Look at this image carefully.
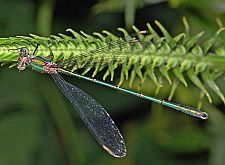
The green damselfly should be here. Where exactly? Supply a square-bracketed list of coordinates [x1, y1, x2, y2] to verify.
[18, 47, 126, 157]
[17, 31, 208, 157]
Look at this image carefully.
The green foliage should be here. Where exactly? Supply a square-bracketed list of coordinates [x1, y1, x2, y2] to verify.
[0, 1, 225, 164]
[0, 18, 225, 108]
[92, 0, 162, 28]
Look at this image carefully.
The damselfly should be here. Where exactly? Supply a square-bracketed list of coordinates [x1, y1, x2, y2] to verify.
[17, 32, 208, 157]
[17, 47, 126, 157]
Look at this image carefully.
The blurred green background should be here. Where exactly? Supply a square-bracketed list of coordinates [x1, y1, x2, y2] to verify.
[0, 0, 225, 164]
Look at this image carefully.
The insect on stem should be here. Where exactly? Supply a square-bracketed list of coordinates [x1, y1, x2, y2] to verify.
[15, 30, 209, 157]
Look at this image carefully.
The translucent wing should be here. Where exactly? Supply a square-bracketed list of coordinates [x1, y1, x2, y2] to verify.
[51, 73, 126, 157]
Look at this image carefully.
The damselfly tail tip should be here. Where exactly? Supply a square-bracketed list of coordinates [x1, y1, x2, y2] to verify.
[199, 112, 208, 120]
[102, 145, 126, 158]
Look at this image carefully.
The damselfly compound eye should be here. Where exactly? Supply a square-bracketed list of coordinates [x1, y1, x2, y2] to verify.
[20, 47, 28, 54]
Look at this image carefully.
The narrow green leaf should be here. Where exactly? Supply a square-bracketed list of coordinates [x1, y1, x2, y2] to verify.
[183, 17, 190, 35]
[187, 69, 212, 103]
[184, 31, 205, 51]
[201, 69, 225, 104]
[173, 68, 188, 87]
[168, 79, 180, 101]
[159, 67, 172, 85]
[155, 20, 172, 42]
[202, 27, 225, 53]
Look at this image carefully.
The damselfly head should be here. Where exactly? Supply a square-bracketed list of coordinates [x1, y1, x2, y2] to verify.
[17, 48, 31, 71]
[20, 47, 28, 55]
